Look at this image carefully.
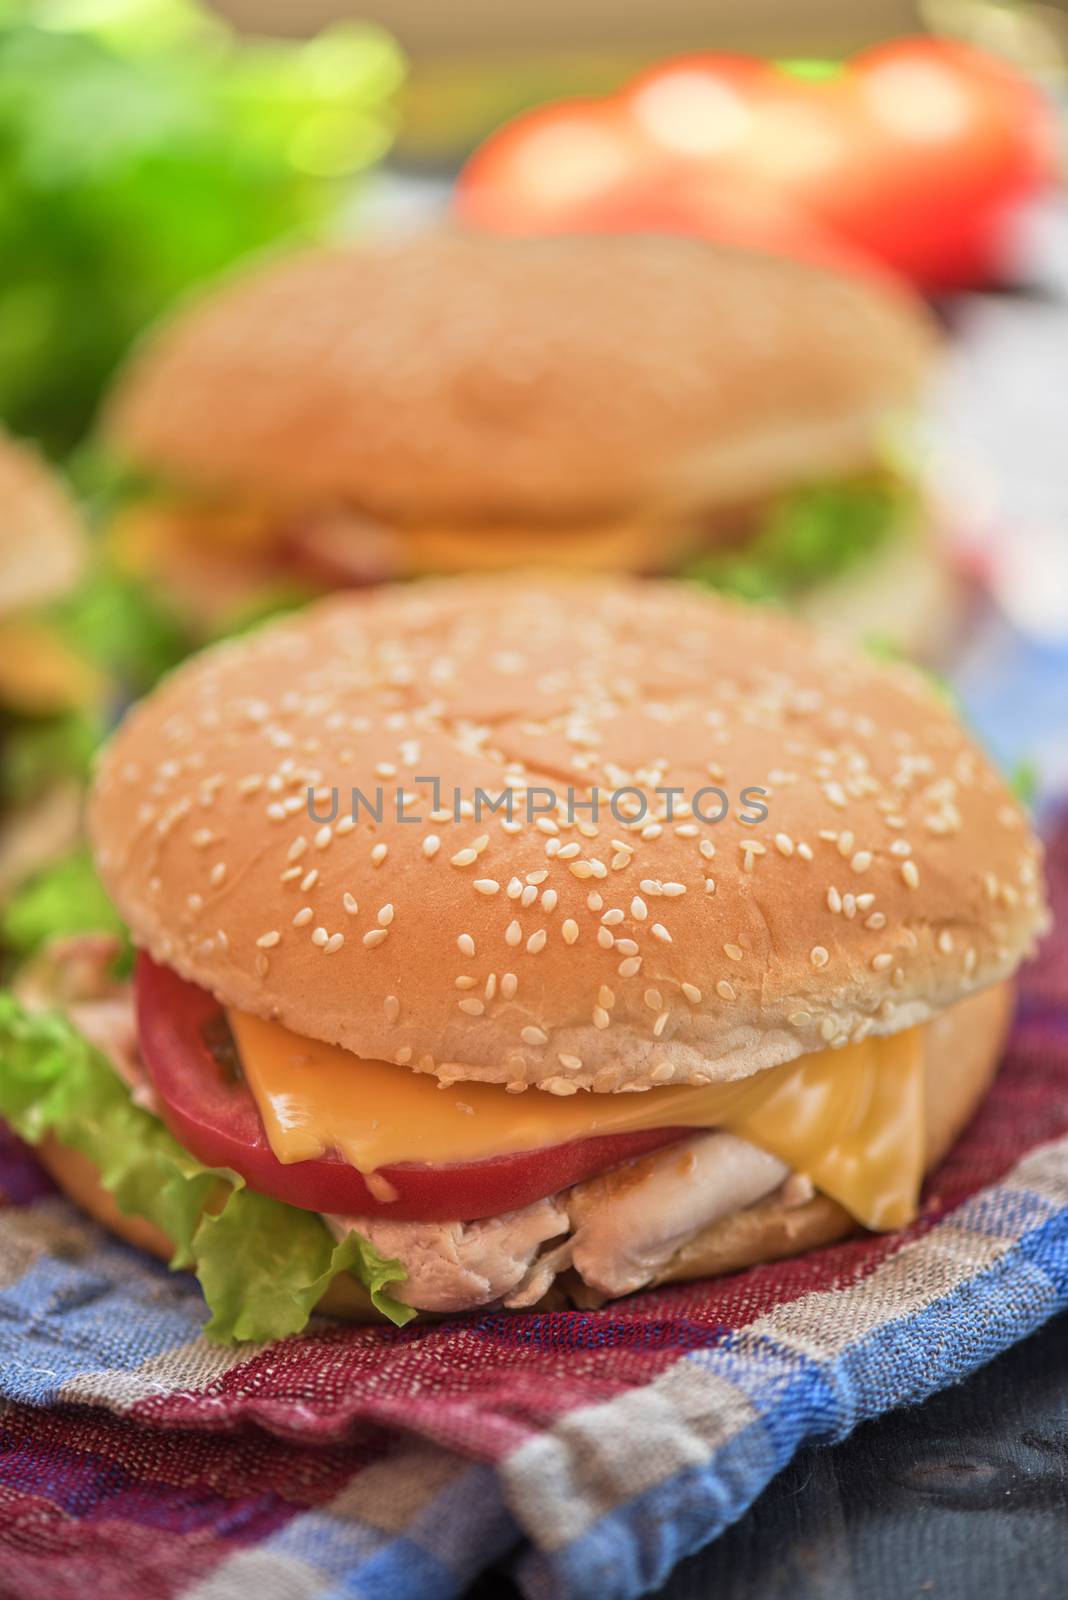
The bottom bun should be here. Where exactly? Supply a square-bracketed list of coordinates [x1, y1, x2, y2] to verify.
[37, 981, 1012, 1324]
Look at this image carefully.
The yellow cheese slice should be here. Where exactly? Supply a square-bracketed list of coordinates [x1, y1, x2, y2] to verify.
[0, 620, 101, 713]
[229, 1011, 926, 1232]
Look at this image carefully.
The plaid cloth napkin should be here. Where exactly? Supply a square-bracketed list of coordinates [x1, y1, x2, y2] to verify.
[1, 817, 1066, 1600]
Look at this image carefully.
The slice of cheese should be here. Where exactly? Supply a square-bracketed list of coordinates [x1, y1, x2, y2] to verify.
[0, 620, 101, 714]
[229, 1011, 927, 1232]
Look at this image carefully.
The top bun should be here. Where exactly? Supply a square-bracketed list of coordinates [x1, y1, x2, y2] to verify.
[104, 230, 936, 527]
[0, 430, 85, 616]
[89, 576, 1047, 1093]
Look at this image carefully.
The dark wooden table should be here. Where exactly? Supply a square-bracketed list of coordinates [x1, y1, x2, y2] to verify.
[467, 1308, 1068, 1599]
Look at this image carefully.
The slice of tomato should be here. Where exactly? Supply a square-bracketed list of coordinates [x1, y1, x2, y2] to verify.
[135, 953, 687, 1221]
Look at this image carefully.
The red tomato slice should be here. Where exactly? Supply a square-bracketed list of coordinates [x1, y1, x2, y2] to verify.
[135, 953, 688, 1222]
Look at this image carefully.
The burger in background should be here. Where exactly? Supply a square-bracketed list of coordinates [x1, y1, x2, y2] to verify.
[100, 227, 952, 658]
[0, 432, 103, 916]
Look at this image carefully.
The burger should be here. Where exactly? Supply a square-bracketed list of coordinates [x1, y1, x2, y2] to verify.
[0, 431, 102, 909]
[0, 577, 1047, 1341]
[100, 230, 949, 656]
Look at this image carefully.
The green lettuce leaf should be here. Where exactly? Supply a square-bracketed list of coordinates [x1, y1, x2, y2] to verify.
[685, 476, 913, 603]
[0, 995, 413, 1340]
[1, 849, 129, 960]
[0, 707, 102, 808]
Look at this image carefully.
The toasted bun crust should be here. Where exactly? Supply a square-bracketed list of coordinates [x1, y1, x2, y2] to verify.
[89, 576, 1047, 1092]
[36, 981, 1013, 1322]
[0, 430, 85, 615]
[104, 231, 936, 527]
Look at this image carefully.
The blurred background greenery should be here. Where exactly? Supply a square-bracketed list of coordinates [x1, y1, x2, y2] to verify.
[0, 0, 404, 456]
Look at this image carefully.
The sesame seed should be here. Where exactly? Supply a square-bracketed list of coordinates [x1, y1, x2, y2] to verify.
[602, 909, 624, 926]
[618, 955, 642, 977]
[890, 840, 912, 857]
[458, 933, 476, 957]
[597, 927, 615, 950]
[651, 923, 672, 944]
[422, 834, 441, 858]
[363, 928, 388, 948]
[210, 862, 227, 887]
[542, 889, 558, 912]
[938, 930, 954, 953]
[598, 985, 615, 1009]
[521, 885, 538, 907]
[615, 938, 639, 956]
[521, 1026, 547, 1046]
[775, 833, 794, 857]
[312, 927, 328, 947]
[501, 973, 518, 999]
[474, 879, 500, 896]
[681, 983, 702, 1004]
[700, 839, 716, 860]
[256, 931, 280, 949]
[315, 826, 332, 850]
[865, 912, 887, 930]
[371, 843, 388, 867]
[639, 880, 662, 896]
[451, 848, 478, 867]
[662, 882, 687, 896]
[505, 920, 522, 947]
[526, 929, 547, 954]
[300, 869, 319, 892]
[652, 1012, 669, 1037]
[395, 1047, 413, 1066]
[455, 976, 476, 989]
[280, 867, 302, 883]
[810, 946, 830, 968]
[789, 1011, 812, 1028]
[723, 944, 744, 962]
[336, 816, 355, 836]
[650, 1062, 674, 1084]
[458, 998, 485, 1016]
[587, 893, 604, 911]
[559, 1054, 583, 1071]
[797, 842, 814, 862]
[322, 933, 344, 954]
[716, 980, 736, 1001]
[562, 919, 579, 945]
[377, 904, 394, 927]
[872, 953, 894, 971]
[593, 1007, 611, 1030]
[851, 851, 873, 874]
[292, 907, 313, 927]
[827, 886, 842, 914]
[901, 860, 920, 889]
[705, 878, 716, 894]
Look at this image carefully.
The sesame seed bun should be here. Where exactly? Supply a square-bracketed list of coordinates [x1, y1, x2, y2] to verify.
[103, 230, 936, 537]
[0, 430, 85, 616]
[35, 977, 1014, 1320]
[89, 576, 1047, 1093]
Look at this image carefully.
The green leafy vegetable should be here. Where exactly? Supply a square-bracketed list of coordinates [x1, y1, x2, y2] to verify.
[51, 563, 189, 694]
[0, 1, 404, 453]
[685, 476, 912, 604]
[0, 706, 102, 806]
[1, 848, 128, 959]
[0, 995, 413, 1339]
[1010, 761, 1038, 809]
